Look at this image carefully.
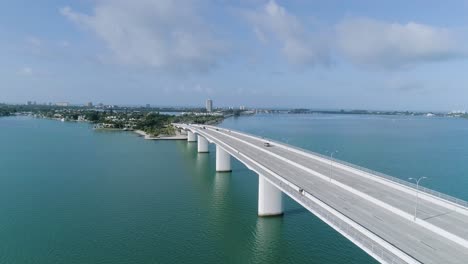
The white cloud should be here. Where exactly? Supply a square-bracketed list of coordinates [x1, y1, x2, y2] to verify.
[246, 2, 466, 69]
[59, 0, 467, 72]
[336, 18, 467, 68]
[245, 0, 330, 67]
[60, 0, 228, 72]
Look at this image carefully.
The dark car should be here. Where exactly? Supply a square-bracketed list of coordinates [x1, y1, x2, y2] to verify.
[299, 188, 305, 195]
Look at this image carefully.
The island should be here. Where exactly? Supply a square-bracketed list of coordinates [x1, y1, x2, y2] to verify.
[2, 103, 468, 139]
[0, 104, 236, 139]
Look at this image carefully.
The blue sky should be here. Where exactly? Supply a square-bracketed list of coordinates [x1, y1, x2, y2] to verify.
[1, 0, 468, 111]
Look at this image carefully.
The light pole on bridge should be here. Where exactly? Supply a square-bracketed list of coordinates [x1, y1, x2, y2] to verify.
[327, 150, 339, 182]
[408, 176, 427, 221]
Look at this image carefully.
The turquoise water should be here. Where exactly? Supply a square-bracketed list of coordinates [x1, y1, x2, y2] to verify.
[221, 114, 468, 201]
[1, 115, 467, 263]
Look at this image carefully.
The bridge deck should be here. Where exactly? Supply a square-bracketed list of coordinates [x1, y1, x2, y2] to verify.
[186, 124, 468, 264]
[221, 127, 468, 239]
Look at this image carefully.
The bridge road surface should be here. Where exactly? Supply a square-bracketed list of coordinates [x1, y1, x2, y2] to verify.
[207, 126, 468, 239]
[187, 124, 468, 264]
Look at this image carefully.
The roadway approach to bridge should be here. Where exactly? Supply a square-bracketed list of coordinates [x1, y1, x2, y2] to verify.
[174, 123, 468, 264]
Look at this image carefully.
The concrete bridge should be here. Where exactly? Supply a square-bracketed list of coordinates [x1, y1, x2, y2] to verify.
[174, 123, 468, 264]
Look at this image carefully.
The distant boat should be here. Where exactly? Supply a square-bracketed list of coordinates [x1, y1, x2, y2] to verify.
[61, 118, 65, 122]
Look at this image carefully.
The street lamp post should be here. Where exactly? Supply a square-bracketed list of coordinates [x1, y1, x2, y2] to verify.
[328, 150, 339, 182]
[408, 177, 427, 221]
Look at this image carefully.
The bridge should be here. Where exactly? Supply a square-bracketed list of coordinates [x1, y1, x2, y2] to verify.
[174, 123, 468, 264]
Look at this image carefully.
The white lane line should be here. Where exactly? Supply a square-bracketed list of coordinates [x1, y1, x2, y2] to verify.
[215, 125, 468, 215]
[200, 126, 468, 249]
[190, 127, 420, 264]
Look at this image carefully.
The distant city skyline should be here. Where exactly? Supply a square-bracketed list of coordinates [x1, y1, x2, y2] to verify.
[1, 1, 468, 111]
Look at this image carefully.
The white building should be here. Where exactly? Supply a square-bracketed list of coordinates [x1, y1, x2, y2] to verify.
[206, 99, 213, 112]
[55, 102, 69, 107]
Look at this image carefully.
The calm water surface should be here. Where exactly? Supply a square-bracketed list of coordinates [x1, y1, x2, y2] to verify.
[1, 114, 467, 263]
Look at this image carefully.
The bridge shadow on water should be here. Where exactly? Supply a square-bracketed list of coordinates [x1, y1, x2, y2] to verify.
[284, 207, 308, 216]
[232, 167, 254, 174]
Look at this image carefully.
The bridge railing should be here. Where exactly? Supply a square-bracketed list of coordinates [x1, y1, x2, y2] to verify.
[191, 124, 413, 263]
[215, 126, 468, 209]
[324, 155, 468, 208]
[269, 174, 410, 264]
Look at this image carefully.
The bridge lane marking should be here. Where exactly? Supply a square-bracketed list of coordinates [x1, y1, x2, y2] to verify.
[199, 126, 468, 249]
[187, 126, 422, 264]
[201, 126, 468, 231]
[216, 125, 468, 216]
[177, 124, 468, 263]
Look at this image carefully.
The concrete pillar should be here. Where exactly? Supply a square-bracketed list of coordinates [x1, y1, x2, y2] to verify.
[187, 131, 197, 142]
[197, 135, 209, 153]
[216, 145, 231, 172]
[258, 175, 283, 217]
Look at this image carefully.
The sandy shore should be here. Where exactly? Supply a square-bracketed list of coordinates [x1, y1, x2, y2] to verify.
[134, 130, 187, 140]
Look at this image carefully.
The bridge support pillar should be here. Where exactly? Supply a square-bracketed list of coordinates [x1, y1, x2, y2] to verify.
[216, 145, 231, 172]
[187, 131, 197, 142]
[197, 135, 209, 153]
[258, 175, 283, 217]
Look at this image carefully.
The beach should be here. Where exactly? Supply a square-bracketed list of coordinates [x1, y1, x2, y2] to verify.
[133, 129, 187, 140]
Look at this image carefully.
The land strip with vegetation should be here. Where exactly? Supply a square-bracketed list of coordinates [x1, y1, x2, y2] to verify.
[0, 104, 226, 137]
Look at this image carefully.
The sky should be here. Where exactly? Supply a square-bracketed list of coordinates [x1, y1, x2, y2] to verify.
[1, 0, 468, 111]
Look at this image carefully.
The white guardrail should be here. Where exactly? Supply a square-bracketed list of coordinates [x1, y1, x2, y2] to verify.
[212, 125, 468, 209]
[271, 176, 411, 264]
[183, 124, 417, 264]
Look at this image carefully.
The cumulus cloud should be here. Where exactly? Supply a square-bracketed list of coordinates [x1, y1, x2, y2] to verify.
[245, 0, 330, 67]
[336, 18, 467, 68]
[60, 0, 228, 72]
[246, 2, 466, 69]
[59, 0, 467, 72]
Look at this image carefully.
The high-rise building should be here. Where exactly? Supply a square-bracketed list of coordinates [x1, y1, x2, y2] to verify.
[206, 99, 213, 112]
[86, 102, 93, 107]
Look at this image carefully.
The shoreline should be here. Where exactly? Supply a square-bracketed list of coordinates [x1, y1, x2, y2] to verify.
[93, 127, 188, 140]
[133, 130, 187, 140]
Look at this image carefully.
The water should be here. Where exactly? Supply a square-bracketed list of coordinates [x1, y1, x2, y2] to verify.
[1, 115, 467, 263]
[221, 114, 468, 201]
